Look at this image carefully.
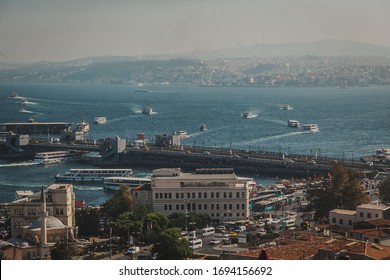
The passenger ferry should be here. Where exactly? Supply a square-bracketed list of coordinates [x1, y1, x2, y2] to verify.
[282, 104, 293, 110]
[242, 112, 256, 119]
[94, 117, 107, 125]
[54, 168, 133, 183]
[103, 176, 151, 191]
[288, 120, 300, 128]
[175, 131, 188, 138]
[33, 150, 85, 164]
[303, 124, 319, 132]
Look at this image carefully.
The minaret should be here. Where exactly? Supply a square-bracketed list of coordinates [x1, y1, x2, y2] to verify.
[40, 186, 49, 259]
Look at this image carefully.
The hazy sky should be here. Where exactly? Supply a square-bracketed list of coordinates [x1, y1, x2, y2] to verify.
[1, 0, 390, 63]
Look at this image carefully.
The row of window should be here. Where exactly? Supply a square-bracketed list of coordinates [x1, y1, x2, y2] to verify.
[332, 218, 353, 226]
[15, 208, 65, 216]
[359, 212, 379, 219]
[162, 203, 246, 211]
[155, 191, 246, 200]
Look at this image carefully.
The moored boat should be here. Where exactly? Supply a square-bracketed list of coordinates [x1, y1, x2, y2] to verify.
[54, 168, 133, 183]
[33, 150, 86, 165]
[103, 176, 151, 191]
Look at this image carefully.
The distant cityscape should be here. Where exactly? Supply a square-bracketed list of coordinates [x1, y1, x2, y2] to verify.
[2, 40, 390, 87]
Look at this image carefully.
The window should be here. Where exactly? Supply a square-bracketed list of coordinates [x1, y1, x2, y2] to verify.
[176, 193, 179, 199]
[229, 204, 232, 210]
[211, 192, 214, 199]
[160, 193, 163, 199]
[339, 219, 343, 225]
[367, 213, 371, 219]
[236, 192, 240, 198]
[164, 205, 167, 210]
[224, 204, 227, 210]
[228, 192, 232, 198]
[375, 214, 378, 218]
[180, 193, 184, 199]
[198, 204, 202, 210]
[164, 193, 167, 199]
[181, 204, 184, 210]
[169, 205, 172, 211]
[359, 212, 363, 218]
[198, 192, 202, 199]
[223, 192, 227, 198]
[204, 192, 207, 199]
[187, 193, 190, 199]
[204, 204, 207, 210]
[348, 220, 352, 226]
[236, 204, 240, 210]
[192, 193, 195, 199]
[211, 204, 214, 210]
[216, 204, 219, 210]
[241, 192, 245, 198]
[216, 192, 220, 199]
[242, 204, 245, 210]
[176, 205, 179, 211]
[168, 193, 172, 199]
[332, 218, 336, 223]
[155, 193, 159, 199]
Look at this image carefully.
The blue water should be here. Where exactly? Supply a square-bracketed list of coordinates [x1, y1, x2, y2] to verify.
[1, 82, 389, 204]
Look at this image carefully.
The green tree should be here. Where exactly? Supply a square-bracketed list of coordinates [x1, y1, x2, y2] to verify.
[110, 211, 143, 241]
[101, 185, 133, 219]
[378, 177, 390, 204]
[152, 228, 191, 260]
[50, 242, 78, 260]
[76, 208, 101, 237]
[307, 162, 369, 221]
[141, 212, 169, 243]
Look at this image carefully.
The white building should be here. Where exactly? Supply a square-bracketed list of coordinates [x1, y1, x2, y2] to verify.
[329, 209, 357, 229]
[151, 168, 256, 221]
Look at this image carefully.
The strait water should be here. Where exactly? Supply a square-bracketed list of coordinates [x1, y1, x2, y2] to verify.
[0, 82, 389, 204]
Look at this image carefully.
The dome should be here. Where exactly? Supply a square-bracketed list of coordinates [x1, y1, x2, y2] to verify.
[29, 216, 66, 230]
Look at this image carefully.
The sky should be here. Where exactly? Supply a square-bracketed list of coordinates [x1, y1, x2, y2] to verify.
[1, 0, 390, 63]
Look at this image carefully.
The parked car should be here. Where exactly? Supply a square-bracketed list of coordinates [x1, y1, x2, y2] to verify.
[209, 239, 221, 245]
[125, 246, 140, 255]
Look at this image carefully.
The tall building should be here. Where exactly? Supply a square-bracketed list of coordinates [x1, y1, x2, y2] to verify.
[150, 168, 256, 222]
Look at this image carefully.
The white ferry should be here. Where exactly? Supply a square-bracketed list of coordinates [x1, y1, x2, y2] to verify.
[33, 150, 85, 165]
[94, 117, 107, 124]
[175, 131, 188, 138]
[54, 168, 133, 183]
[242, 112, 256, 119]
[103, 176, 151, 191]
[282, 104, 293, 110]
[303, 124, 319, 132]
[288, 120, 300, 128]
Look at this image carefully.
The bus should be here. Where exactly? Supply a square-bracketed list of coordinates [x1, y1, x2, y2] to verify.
[189, 239, 203, 249]
[201, 227, 215, 237]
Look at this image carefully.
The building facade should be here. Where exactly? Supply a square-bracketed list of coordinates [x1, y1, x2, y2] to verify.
[10, 184, 76, 240]
[150, 168, 256, 221]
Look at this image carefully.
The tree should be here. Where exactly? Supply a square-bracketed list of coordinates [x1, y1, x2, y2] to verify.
[76, 208, 101, 237]
[378, 177, 390, 204]
[307, 162, 369, 221]
[110, 211, 143, 241]
[142, 212, 169, 243]
[101, 185, 133, 219]
[50, 241, 78, 260]
[152, 228, 191, 260]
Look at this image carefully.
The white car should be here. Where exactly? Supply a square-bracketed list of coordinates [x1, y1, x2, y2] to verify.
[257, 229, 267, 236]
[209, 239, 221, 245]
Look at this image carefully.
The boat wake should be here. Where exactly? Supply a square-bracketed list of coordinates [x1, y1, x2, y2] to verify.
[262, 118, 288, 126]
[0, 161, 40, 168]
[237, 131, 306, 146]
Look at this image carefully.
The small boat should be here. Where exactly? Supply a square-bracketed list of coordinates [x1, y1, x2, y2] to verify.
[20, 98, 28, 104]
[94, 117, 107, 124]
[282, 104, 293, 110]
[288, 120, 300, 128]
[303, 124, 319, 132]
[9, 92, 19, 98]
[142, 104, 153, 115]
[242, 112, 256, 119]
[175, 131, 188, 138]
[134, 89, 151, 93]
[19, 108, 29, 113]
[200, 124, 207, 132]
